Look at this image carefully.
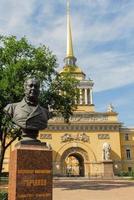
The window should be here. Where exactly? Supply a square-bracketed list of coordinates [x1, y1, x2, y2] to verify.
[126, 149, 131, 160]
[125, 133, 129, 141]
[128, 167, 132, 172]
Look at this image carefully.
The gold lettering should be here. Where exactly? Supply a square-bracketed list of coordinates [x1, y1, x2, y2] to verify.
[17, 169, 51, 174]
[36, 194, 45, 197]
[17, 194, 34, 198]
[18, 170, 34, 174]
[17, 193, 51, 199]
[22, 179, 46, 186]
[35, 193, 51, 197]
[35, 169, 51, 174]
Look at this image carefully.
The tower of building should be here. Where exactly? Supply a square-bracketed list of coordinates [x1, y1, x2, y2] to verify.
[60, 0, 94, 112]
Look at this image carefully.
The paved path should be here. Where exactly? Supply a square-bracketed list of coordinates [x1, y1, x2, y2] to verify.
[1, 179, 134, 200]
[53, 179, 134, 200]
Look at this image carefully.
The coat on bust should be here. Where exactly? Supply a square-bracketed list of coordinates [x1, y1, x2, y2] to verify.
[4, 98, 49, 130]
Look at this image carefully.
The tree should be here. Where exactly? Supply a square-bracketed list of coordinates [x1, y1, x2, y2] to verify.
[0, 35, 79, 174]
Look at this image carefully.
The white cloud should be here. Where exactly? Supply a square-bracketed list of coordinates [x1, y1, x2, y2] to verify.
[0, 0, 35, 35]
[80, 51, 134, 91]
[0, 0, 134, 93]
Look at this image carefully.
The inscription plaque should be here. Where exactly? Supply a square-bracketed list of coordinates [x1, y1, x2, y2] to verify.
[98, 134, 110, 139]
[40, 134, 52, 139]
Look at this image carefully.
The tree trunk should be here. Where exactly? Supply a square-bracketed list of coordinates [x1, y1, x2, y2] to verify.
[0, 146, 5, 175]
[0, 134, 18, 175]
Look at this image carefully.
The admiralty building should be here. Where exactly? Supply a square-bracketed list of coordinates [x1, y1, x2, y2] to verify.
[3, 1, 134, 178]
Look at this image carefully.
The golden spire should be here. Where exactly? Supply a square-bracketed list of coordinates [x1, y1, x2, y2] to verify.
[66, 0, 74, 57]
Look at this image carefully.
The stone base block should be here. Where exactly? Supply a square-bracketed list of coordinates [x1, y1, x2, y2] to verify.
[8, 143, 52, 200]
[102, 160, 114, 179]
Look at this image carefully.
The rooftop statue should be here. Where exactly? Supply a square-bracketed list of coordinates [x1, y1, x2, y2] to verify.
[107, 104, 115, 112]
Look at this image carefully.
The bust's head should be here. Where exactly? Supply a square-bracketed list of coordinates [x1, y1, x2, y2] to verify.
[24, 77, 40, 105]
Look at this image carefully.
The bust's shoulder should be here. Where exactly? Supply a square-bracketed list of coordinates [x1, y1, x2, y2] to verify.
[39, 105, 50, 117]
[4, 102, 17, 110]
[4, 101, 23, 115]
[40, 106, 49, 113]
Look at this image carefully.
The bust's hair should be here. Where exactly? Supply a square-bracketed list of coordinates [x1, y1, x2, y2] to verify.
[24, 76, 40, 88]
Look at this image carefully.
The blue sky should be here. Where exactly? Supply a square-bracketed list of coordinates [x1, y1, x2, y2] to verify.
[0, 0, 134, 127]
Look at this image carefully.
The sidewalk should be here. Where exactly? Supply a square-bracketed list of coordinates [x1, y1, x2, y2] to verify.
[1, 179, 134, 200]
[53, 179, 134, 200]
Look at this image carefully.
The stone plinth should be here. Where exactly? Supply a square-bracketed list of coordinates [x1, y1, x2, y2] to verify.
[102, 160, 114, 179]
[8, 143, 52, 200]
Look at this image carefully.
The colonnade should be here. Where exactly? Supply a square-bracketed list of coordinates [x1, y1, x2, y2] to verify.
[79, 88, 93, 105]
[59, 87, 93, 105]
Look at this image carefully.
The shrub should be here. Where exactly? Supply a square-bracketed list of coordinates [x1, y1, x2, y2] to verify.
[118, 171, 134, 177]
[0, 192, 8, 200]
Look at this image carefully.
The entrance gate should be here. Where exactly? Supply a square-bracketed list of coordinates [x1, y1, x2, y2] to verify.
[65, 153, 84, 177]
[61, 147, 88, 177]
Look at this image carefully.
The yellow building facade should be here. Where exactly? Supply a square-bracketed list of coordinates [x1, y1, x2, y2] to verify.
[2, 1, 134, 177]
[40, 1, 134, 177]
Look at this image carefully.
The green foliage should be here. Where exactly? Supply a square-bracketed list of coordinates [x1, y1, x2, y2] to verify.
[118, 171, 134, 177]
[0, 35, 57, 108]
[1, 112, 22, 139]
[0, 192, 8, 200]
[0, 35, 78, 115]
[40, 72, 79, 122]
[0, 35, 79, 173]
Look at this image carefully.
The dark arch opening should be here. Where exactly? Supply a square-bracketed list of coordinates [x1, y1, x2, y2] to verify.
[65, 152, 85, 177]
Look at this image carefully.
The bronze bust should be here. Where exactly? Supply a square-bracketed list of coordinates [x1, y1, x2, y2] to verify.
[4, 77, 49, 141]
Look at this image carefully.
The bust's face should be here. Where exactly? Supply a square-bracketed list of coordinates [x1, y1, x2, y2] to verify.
[24, 78, 40, 103]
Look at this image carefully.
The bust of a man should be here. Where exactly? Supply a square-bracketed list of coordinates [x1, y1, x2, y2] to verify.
[4, 77, 49, 141]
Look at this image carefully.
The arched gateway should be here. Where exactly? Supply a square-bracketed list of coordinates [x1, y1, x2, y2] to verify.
[60, 147, 89, 177]
[63, 152, 85, 177]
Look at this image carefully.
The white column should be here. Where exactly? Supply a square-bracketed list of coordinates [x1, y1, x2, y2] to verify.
[79, 89, 83, 105]
[90, 89, 93, 104]
[85, 88, 88, 105]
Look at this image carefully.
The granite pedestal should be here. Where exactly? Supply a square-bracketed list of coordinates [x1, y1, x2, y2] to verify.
[8, 142, 52, 200]
[102, 160, 114, 179]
